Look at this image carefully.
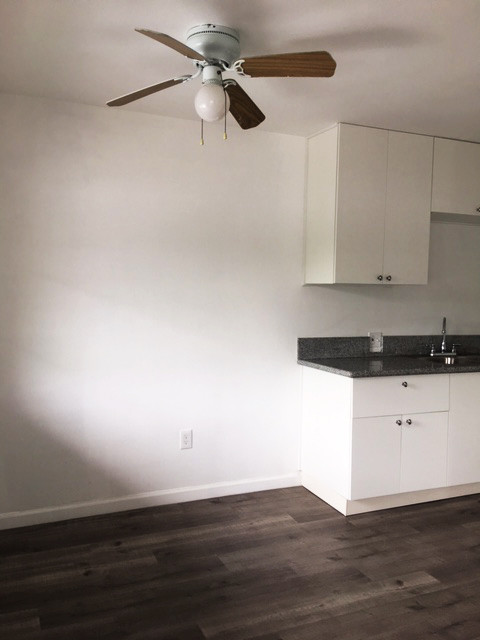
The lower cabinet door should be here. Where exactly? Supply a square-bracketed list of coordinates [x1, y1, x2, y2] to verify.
[400, 412, 448, 493]
[448, 373, 480, 486]
[351, 416, 401, 499]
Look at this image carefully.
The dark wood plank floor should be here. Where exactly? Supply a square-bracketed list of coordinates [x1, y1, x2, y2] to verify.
[2, 488, 480, 639]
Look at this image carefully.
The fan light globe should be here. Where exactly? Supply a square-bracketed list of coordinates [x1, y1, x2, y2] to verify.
[194, 83, 229, 122]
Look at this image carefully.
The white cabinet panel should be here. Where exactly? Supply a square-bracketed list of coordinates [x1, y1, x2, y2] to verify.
[305, 124, 433, 285]
[351, 411, 448, 500]
[352, 374, 449, 418]
[335, 125, 387, 283]
[447, 373, 480, 486]
[301, 367, 353, 499]
[432, 137, 480, 216]
[383, 132, 433, 284]
[351, 416, 401, 499]
[301, 367, 480, 513]
[400, 412, 448, 492]
[305, 127, 338, 283]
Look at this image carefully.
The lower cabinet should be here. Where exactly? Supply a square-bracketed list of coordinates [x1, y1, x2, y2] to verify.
[400, 412, 448, 493]
[301, 367, 456, 514]
[448, 373, 480, 486]
[351, 415, 401, 499]
[351, 412, 448, 500]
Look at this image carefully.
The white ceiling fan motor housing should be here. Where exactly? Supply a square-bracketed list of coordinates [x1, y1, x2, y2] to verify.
[186, 24, 240, 66]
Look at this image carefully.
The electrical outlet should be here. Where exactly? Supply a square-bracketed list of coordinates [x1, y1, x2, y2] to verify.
[369, 331, 383, 353]
[180, 429, 193, 450]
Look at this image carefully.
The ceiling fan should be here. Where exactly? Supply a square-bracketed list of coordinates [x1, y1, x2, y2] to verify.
[107, 24, 336, 131]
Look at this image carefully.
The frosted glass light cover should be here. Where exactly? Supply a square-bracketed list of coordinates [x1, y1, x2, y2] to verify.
[194, 83, 230, 122]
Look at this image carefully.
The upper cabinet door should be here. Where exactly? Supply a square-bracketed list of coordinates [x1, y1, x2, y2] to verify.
[304, 123, 434, 285]
[335, 125, 388, 283]
[383, 132, 433, 284]
[432, 137, 480, 216]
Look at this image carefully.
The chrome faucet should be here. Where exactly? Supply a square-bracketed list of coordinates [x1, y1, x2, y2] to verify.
[441, 316, 447, 353]
[430, 317, 460, 357]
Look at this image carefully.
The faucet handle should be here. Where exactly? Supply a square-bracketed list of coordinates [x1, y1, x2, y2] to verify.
[452, 343, 461, 354]
[430, 343, 436, 355]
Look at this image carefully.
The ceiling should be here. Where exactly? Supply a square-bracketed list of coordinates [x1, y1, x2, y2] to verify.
[1, 0, 479, 141]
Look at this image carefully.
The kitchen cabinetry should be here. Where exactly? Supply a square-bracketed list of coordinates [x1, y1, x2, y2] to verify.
[301, 368, 450, 514]
[351, 375, 448, 499]
[305, 123, 433, 285]
[447, 373, 480, 486]
[351, 412, 448, 499]
[431, 137, 480, 216]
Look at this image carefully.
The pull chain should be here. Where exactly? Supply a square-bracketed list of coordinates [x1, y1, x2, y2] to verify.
[223, 90, 228, 140]
[200, 118, 204, 146]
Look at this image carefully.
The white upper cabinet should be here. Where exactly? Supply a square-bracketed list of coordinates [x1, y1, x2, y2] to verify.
[305, 123, 433, 285]
[383, 132, 434, 284]
[431, 137, 480, 216]
[334, 125, 387, 283]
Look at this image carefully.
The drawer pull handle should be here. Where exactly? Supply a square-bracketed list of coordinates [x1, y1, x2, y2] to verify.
[402, 381, 408, 387]
[396, 419, 402, 426]
[406, 419, 412, 425]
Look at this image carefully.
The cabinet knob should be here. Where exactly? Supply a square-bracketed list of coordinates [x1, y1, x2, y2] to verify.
[476, 206, 480, 213]
[396, 419, 402, 426]
[377, 275, 383, 281]
[386, 275, 392, 281]
[406, 419, 412, 425]
[402, 381, 408, 387]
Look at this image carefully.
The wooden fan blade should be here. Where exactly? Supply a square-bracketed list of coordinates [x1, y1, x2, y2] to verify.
[135, 29, 206, 61]
[240, 51, 336, 77]
[225, 81, 265, 130]
[107, 77, 189, 107]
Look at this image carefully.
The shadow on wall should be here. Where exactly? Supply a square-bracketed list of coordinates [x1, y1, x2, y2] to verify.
[0, 93, 306, 527]
[0, 401, 130, 520]
[0, 273, 189, 524]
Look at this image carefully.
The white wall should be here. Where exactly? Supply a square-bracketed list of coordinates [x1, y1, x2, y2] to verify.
[1, 93, 480, 527]
[0, 93, 306, 526]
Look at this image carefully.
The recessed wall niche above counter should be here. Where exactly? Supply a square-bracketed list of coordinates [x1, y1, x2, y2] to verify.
[304, 123, 433, 285]
[431, 137, 480, 219]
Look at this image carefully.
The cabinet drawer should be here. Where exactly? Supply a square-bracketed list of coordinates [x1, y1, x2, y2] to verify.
[352, 374, 449, 418]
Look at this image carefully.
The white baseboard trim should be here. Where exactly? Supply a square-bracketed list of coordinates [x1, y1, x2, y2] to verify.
[301, 472, 480, 516]
[344, 483, 480, 516]
[0, 473, 301, 530]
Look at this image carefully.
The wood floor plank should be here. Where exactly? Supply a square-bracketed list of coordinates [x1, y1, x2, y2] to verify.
[1, 488, 480, 638]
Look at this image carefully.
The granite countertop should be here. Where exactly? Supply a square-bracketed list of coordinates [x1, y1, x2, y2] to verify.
[297, 354, 480, 378]
[298, 336, 480, 378]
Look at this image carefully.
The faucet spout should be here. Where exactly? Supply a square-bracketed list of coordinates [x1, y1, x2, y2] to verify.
[441, 316, 447, 353]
